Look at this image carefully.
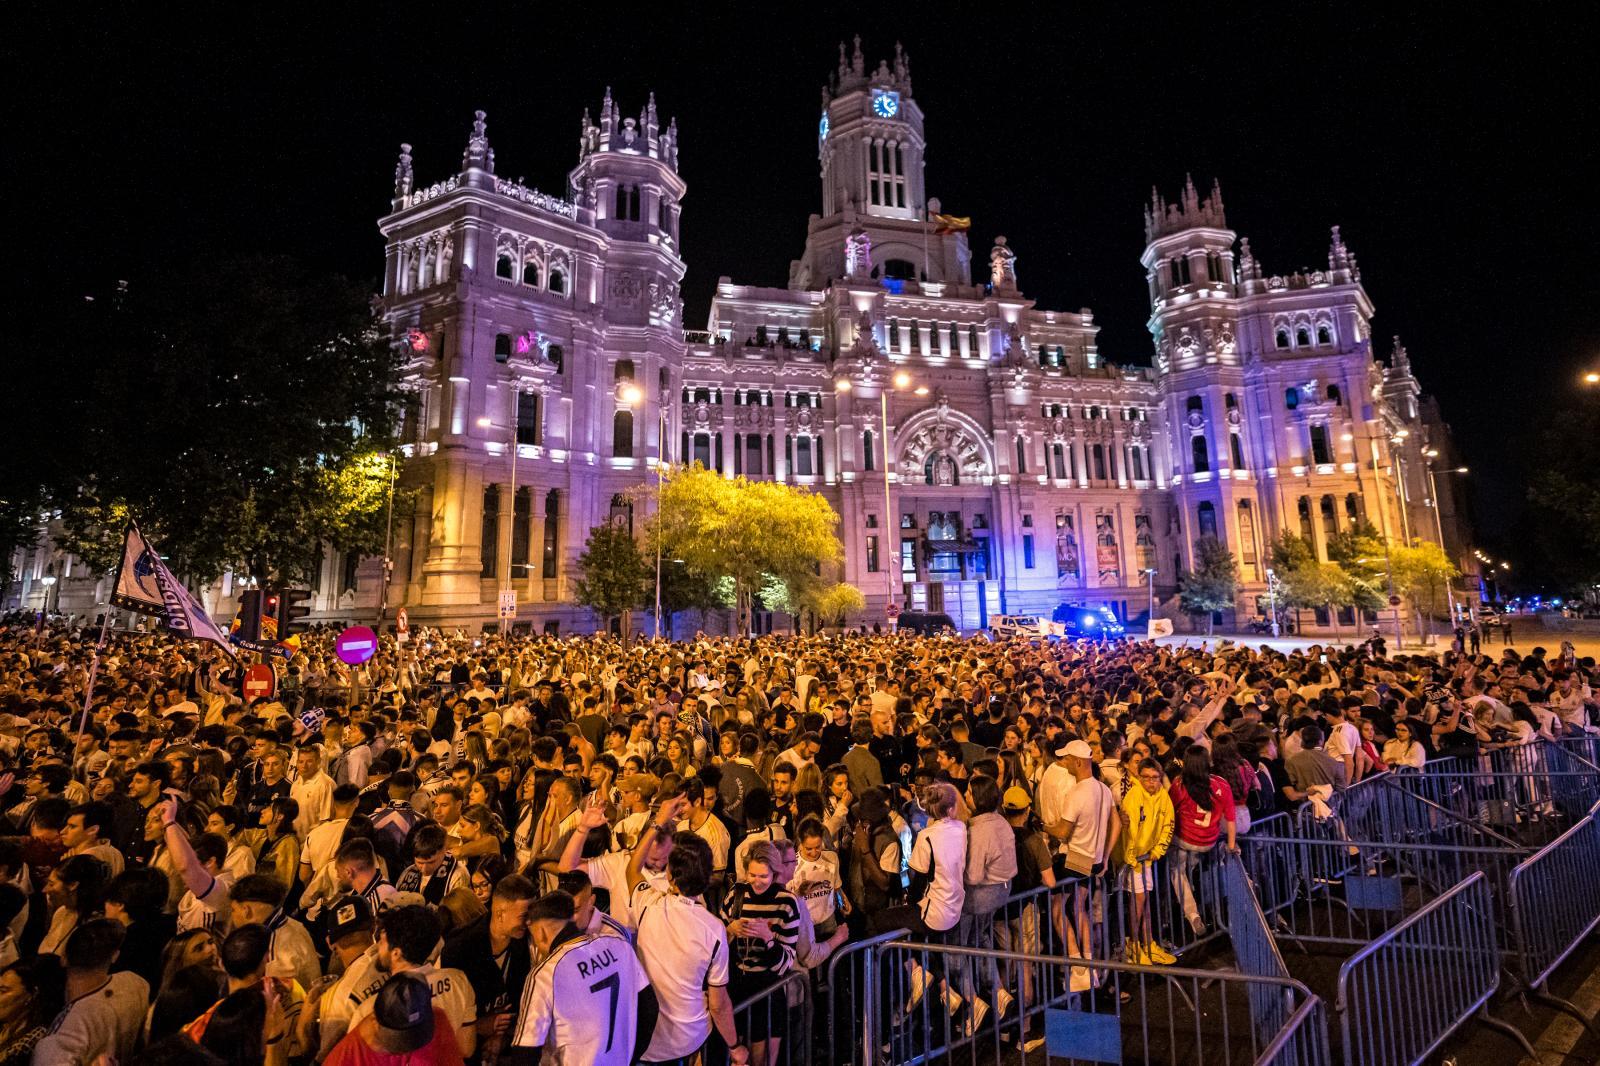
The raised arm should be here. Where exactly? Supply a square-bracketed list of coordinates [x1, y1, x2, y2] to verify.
[159, 795, 217, 898]
[625, 794, 686, 892]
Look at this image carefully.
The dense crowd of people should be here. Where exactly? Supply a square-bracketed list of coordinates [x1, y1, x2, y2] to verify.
[0, 614, 1594, 1065]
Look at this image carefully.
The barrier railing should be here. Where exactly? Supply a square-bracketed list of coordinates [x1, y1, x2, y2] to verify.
[1508, 800, 1600, 991]
[1389, 768, 1600, 829]
[1306, 778, 1521, 850]
[1236, 831, 1523, 948]
[1335, 871, 1502, 1066]
[869, 938, 1328, 1066]
[727, 968, 811, 1065]
[820, 929, 908, 1065]
[1222, 857, 1297, 1053]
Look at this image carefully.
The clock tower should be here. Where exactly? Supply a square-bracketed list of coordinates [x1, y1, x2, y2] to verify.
[790, 37, 969, 290]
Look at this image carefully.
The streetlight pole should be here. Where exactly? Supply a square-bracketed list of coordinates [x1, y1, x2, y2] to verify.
[379, 451, 397, 626]
[1265, 567, 1281, 638]
[1423, 453, 1469, 625]
[1141, 567, 1156, 626]
[839, 371, 918, 623]
[654, 404, 668, 639]
[479, 399, 520, 630]
[1368, 435, 1405, 650]
[1390, 431, 1413, 545]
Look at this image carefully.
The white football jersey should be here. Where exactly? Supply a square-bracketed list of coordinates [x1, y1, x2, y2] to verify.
[513, 928, 650, 1066]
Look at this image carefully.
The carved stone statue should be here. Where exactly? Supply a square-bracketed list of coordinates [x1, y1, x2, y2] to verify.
[989, 235, 1018, 291]
[845, 225, 873, 278]
[395, 143, 414, 198]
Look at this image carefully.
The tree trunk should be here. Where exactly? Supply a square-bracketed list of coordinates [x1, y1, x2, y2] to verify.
[1327, 603, 1341, 642]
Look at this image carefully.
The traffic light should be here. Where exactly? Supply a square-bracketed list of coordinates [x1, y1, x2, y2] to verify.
[261, 591, 280, 642]
[276, 588, 313, 636]
[236, 589, 263, 642]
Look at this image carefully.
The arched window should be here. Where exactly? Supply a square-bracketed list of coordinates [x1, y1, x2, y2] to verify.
[547, 268, 566, 295]
[1317, 325, 1332, 345]
[1230, 432, 1246, 469]
[512, 487, 531, 569]
[888, 319, 900, 349]
[1092, 444, 1108, 481]
[494, 333, 511, 363]
[1225, 392, 1238, 409]
[516, 392, 540, 446]
[1309, 424, 1333, 465]
[1191, 435, 1210, 474]
[613, 409, 634, 458]
[521, 261, 541, 287]
[882, 259, 916, 280]
[1275, 329, 1290, 350]
[496, 254, 514, 280]
[1285, 388, 1300, 410]
[1345, 493, 1363, 525]
[1197, 501, 1218, 539]
[1320, 494, 1340, 543]
[613, 359, 635, 383]
[1296, 327, 1311, 347]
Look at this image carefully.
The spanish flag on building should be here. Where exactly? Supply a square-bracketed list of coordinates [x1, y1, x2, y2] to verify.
[931, 213, 971, 235]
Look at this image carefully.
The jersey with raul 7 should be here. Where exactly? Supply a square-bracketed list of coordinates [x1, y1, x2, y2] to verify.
[513, 927, 650, 1066]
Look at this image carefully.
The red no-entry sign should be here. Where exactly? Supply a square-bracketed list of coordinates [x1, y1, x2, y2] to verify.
[243, 663, 275, 701]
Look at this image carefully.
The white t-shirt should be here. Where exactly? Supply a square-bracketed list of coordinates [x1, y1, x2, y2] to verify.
[291, 772, 336, 838]
[34, 971, 149, 1065]
[1036, 762, 1075, 854]
[679, 813, 731, 874]
[512, 928, 650, 1066]
[349, 962, 477, 1057]
[630, 883, 730, 1061]
[1061, 776, 1116, 866]
[1323, 721, 1361, 763]
[909, 818, 966, 933]
[580, 851, 669, 930]
[788, 852, 842, 925]
[178, 870, 235, 932]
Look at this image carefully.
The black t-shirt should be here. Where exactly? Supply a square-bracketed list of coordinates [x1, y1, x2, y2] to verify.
[969, 716, 1007, 750]
[443, 914, 532, 1018]
[818, 722, 851, 767]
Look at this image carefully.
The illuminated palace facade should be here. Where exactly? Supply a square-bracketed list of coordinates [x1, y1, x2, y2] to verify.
[356, 39, 1468, 633]
[4, 41, 1471, 631]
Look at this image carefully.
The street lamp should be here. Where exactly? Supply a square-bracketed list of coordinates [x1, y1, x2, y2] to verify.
[621, 385, 669, 639]
[1265, 567, 1281, 638]
[1367, 435, 1405, 650]
[1139, 567, 1157, 629]
[1583, 371, 1599, 386]
[839, 370, 921, 622]
[1422, 456, 1470, 623]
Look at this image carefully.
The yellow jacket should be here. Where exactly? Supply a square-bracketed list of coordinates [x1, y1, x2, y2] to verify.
[1120, 782, 1175, 868]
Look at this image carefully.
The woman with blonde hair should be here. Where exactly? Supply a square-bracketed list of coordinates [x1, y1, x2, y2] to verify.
[451, 803, 508, 862]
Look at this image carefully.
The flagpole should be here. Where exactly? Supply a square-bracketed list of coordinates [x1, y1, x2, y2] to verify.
[922, 200, 931, 286]
[73, 611, 110, 787]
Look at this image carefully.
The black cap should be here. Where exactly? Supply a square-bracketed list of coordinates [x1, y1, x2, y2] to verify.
[372, 973, 434, 1054]
[327, 895, 374, 943]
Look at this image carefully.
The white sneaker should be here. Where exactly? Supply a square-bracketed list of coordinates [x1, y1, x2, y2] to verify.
[906, 964, 931, 1012]
[964, 996, 989, 1036]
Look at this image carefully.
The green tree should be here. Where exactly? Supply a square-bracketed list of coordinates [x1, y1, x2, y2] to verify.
[41, 257, 411, 586]
[1392, 541, 1459, 643]
[809, 582, 867, 631]
[1278, 561, 1361, 642]
[1325, 521, 1388, 613]
[651, 465, 842, 635]
[657, 558, 724, 638]
[574, 522, 649, 641]
[1178, 535, 1239, 634]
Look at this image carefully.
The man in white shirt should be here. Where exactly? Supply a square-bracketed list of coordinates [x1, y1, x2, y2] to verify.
[678, 781, 731, 883]
[291, 744, 336, 838]
[33, 919, 148, 1064]
[870, 678, 900, 719]
[508, 890, 654, 1066]
[347, 903, 478, 1058]
[300, 784, 358, 889]
[625, 797, 748, 1066]
[558, 804, 670, 930]
[1321, 705, 1362, 782]
[1044, 740, 1120, 990]
[161, 798, 235, 932]
[308, 895, 386, 1059]
[1035, 744, 1076, 858]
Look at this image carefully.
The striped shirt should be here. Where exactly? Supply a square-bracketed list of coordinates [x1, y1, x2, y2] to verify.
[724, 882, 800, 975]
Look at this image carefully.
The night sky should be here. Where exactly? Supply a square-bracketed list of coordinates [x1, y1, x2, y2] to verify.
[11, 7, 1595, 548]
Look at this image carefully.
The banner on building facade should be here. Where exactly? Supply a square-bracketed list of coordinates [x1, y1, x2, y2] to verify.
[110, 523, 237, 655]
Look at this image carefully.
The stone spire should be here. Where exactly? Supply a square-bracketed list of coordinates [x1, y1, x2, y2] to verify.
[1328, 225, 1352, 276]
[1390, 335, 1411, 372]
[462, 110, 493, 172]
[394, 143, 413, 198]
[851, 34, 864, 76]
[1238, 237, 1260, 281]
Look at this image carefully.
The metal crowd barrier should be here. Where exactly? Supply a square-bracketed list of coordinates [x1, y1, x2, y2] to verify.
[1236, 831, 1525, 948]
[1507, 799, 1600, 1026]
[1309, 775, 1519, 849]
[866, 938, 1328, 1066]
[724, 969, 812, 1065]
[1335, 870, 1508, 1066]
[1388, 768, 1600, 831]
[1221, 857, 1300, 1054]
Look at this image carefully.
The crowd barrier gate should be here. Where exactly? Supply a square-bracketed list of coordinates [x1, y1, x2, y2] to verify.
[1506, 798, 1600, 1037]
[1334, 871, 1509, 1066]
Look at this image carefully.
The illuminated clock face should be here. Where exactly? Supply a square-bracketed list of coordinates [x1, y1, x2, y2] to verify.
[818, 111, 829, 140]
[872, 90, 900, 118]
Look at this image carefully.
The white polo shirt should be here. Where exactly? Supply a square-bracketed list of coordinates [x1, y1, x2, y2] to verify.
[631, 883, 730, 1062]
[513, 928, 650, 1066]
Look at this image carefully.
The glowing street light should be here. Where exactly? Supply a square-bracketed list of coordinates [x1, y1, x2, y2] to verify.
[839, 370, 922, 621]
[1583, 371, 1599, 385]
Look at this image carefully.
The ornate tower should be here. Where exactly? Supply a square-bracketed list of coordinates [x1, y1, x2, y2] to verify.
[790, 37, 970, 290]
